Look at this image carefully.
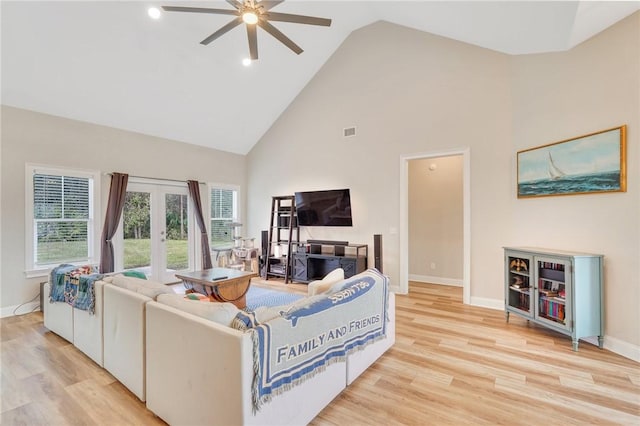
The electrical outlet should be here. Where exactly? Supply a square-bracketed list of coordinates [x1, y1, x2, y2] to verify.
[430, 262, 436, 270]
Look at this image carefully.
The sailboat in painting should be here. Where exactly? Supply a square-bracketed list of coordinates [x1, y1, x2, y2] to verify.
[547, 152, 565, 180]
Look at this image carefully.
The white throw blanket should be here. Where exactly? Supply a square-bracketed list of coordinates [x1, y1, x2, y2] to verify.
[251, 269, 389, 411]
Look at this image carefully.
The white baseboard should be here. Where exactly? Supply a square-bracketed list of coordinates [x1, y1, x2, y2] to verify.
[470, 296, 504, 311]
[409, 274, 463, 287]
[389, 284, 404, 294]
[603, 335, 640, 363]
[1, 301, 41, 318]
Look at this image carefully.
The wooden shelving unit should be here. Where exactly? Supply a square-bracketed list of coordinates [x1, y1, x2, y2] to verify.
[265, 195, 299, 283]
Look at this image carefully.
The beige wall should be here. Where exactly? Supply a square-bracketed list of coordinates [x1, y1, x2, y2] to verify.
[0, 106, 246, 312]
[509, 13, 640, 351]
[246, 21, 513, 296]
[247, 15, 640, 356]
[408, 156, 463, 282]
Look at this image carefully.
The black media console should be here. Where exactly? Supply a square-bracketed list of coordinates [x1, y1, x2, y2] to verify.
[292, 240, 368, 283]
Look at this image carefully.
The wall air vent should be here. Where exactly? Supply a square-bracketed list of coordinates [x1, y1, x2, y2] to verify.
[343, 127, 356, 137]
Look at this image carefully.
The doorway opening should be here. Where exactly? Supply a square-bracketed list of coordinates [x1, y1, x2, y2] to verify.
[399, 148, 470, 304]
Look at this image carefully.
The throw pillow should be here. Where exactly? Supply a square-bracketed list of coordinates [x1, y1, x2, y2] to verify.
[253, 305, 288, 323]
[307, 267, 345, 296]
[184, 292, 209, 301]
[122, 270, 147, 280]
[156, 294, 239, 326]
[230, 311, 259, 331]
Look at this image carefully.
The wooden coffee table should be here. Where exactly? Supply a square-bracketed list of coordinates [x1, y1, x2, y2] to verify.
[175, 268, 256, 309]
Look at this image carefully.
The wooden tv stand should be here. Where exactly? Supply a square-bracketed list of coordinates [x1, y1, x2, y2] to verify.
[292, 240, 368, 283]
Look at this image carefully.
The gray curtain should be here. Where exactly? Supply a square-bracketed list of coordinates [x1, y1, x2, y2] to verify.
[187, 180, 213, 269]
[99, 172, 129, 273]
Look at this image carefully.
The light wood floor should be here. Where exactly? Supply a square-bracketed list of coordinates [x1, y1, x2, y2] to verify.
[2, 282, 639, 425]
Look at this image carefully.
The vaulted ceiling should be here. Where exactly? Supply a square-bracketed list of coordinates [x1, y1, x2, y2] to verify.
[2, 1, 639, 154]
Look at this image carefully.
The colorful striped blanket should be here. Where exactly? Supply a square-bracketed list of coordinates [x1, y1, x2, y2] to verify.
[251, 269, 389, 411]
[49, 264, 103, 314]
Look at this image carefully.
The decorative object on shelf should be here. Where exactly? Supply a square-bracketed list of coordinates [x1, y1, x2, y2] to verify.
[511, 276, 524, 288]
[161, 0, 332, 60]
[504, 247, 604, 351]
[509, 258, 528, 272]
[517, 125, 626, 198]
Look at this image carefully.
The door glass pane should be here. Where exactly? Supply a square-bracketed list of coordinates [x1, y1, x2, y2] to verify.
[165, 193, 189, 273]
[507, 255, 531, 314]
[537, 260, 567, 326]
[123, 191, 151, 274]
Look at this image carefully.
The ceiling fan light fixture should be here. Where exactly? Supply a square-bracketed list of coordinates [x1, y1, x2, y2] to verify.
[162, 1, 332, 58]
[242, 11, 258, 25]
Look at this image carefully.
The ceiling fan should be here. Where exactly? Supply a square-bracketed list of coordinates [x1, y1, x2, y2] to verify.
[162, 0, 332, 60]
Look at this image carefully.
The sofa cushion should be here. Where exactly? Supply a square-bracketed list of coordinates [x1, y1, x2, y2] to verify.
[307, 268, 345, 296]
[105, 275, 175, 300]
[156, 294, 239, 326]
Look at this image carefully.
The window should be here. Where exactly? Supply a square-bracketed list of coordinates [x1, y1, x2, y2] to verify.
[26, 165, 99, 275]
[209, 185, 239, 246]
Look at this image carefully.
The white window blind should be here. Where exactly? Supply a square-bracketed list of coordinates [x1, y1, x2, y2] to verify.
[210, 187, 237, 245]
[33, 174, 91, 266]
[25, 165, 99, 275]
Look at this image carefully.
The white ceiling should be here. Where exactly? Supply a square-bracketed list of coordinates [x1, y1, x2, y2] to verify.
[2, 1, 639, 155]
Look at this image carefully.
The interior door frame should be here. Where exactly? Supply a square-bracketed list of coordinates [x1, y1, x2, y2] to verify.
[399, 148, 471, 304]
[114, 178, 197, 282]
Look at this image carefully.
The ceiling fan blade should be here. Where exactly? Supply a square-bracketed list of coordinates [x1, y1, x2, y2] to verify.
[200, 17, 243, 45]
[257, 20, 303, 55]
[257, 1, 284, 11]
[226, 0, 243, 10]
[247, 24, 258, 60]
[162, 6, 238, 16]
[264, 11, 331, 27]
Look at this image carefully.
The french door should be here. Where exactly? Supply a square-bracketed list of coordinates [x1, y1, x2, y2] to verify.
[116, 182, 194, 283]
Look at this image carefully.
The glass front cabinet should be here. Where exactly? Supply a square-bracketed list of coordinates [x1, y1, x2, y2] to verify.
[504, 247, 603, 351]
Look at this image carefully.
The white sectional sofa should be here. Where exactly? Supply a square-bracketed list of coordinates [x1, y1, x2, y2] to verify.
[43, 273, 175, 401]
[43, 269, 395, 425]
[145, 269, 395, 426]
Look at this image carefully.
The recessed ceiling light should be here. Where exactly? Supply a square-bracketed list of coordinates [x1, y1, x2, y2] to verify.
[242, 58, 252, 67]
[148, 7, 161, 20]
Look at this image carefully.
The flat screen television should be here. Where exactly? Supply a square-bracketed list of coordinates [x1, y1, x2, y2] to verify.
[294, 189, 353, 226]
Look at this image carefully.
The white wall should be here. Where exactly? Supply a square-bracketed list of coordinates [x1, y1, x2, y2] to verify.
[246, 15, 640, 358]
[408, 156, 463, 284]
[0, 106, 246, 314]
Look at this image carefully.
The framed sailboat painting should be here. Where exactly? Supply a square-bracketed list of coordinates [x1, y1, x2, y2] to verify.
[517, 125, 627, 198]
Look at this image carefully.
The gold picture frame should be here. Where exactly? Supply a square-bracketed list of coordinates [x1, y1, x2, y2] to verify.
[517, 125, 627, 198]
